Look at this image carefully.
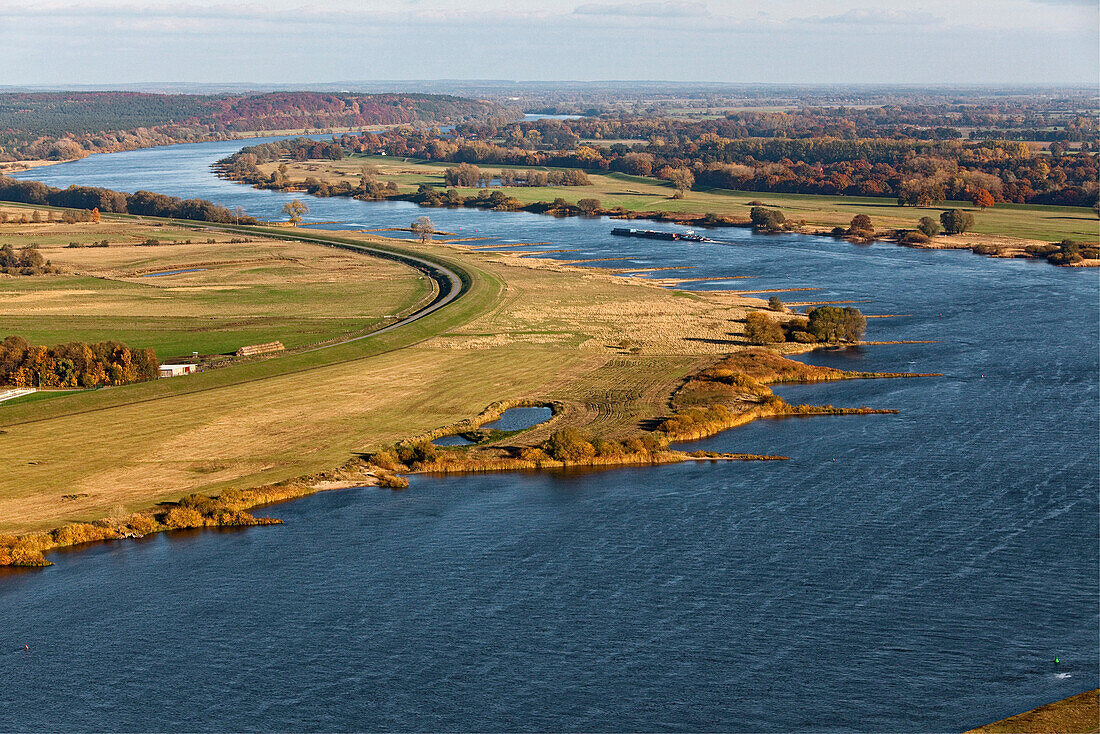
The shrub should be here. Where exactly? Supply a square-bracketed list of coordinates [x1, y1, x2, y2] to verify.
[370, 449, 402, 471]
[1047, 239, 1084, 265]
[376, 473, 409, 489]
[917, 216, 941, 237]
[125, 514, 158, 535]
[576, 198, 601, 214]
[767, 296, 785, 312]
[395, 441, 438, 468]
[899, 231, 929, 245]
[162, 506, 205, 528]
[1024, 243, 1059, 258]
[744, 312, 786, 345]
[848, 214, 874, 236]
[518, 446, 550, 463]
[544, 427, 596, 462]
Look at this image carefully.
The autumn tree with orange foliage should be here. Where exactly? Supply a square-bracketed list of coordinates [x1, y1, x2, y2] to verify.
[0, 335, 158, 388]
[970, 188, 995, 210]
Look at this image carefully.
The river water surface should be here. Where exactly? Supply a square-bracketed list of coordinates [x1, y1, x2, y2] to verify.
[2, 138, 1097, 731]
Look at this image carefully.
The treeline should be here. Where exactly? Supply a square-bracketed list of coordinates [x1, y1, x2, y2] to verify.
[443, 162, 591, 188]
[0, 336, 158, 388]
[0, 175, 257, 224]
[0, 92, 516, 162]
[487, 106, 1097, 144]
[0, 244, 57, 275]
[311, 118, 1098, 208]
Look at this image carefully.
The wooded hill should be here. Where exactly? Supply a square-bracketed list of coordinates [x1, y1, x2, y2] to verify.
[0, 92, 517, 161]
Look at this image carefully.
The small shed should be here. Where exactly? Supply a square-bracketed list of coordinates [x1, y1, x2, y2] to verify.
[159, 364, 197, 378]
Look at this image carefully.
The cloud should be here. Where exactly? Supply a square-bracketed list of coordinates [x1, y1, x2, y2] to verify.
[573, 1, 710, 18]
[801, 8, 942, 26]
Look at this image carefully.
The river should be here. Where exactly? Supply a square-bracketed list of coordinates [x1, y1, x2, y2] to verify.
[2, 137, 1097, 731]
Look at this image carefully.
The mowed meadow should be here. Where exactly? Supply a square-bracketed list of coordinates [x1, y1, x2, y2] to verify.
[261, 155, 1100, 244]
[0, 211, 434, 358]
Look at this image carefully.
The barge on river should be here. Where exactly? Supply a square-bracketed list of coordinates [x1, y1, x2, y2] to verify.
[611, 227, 709, 242]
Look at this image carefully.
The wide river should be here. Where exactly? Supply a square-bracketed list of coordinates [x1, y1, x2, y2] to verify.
[2, 137, 1098, 731]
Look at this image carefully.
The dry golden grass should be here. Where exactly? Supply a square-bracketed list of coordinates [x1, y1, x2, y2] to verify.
[0, 229, 773, 535]
[966, 689, 1099, 734]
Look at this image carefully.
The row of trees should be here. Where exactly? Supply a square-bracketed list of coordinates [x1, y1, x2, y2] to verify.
[443, 162, 591, 188]
[0, 336, 158, 388]
[0, 176, 255, 225]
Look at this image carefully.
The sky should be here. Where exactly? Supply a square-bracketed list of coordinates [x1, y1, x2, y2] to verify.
[0, 0, 1097, 86]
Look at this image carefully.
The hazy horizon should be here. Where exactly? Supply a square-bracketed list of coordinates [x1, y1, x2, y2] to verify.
[2, 0, 1097, 87]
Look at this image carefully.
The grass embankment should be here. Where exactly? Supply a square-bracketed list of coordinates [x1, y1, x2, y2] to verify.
[0, 214, 921, 564]
[966, 689, 1099, 734]
[260, 155, 1099, 245]
[0, 214, 433, 358]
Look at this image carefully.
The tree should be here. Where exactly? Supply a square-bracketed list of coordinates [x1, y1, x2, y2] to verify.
[971, 188, 995, 210]
[665, 167, 695, 195]
[848, 214, 874, 237]
[806, 306, 866, 343]
[940, 209, 975, 235]
[410, 216, 435, 243]
[233, 206, 246, 225]
[576, 198, 601, 215]
[282, 199, 309, 225]
[917, 216, 941, 237]
[31, 210, 43, 223]
[744, 312, 785, 345]
[90, 207, 101, 223]
[767, 296, 785, 312]
[749, 206, 786, 232]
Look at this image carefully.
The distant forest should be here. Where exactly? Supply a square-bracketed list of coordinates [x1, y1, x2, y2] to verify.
[304, 112, 1098, 208]
[0, 92, 517, 161]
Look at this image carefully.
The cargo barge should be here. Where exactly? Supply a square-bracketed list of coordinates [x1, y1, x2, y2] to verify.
[611, 227, 709, 242]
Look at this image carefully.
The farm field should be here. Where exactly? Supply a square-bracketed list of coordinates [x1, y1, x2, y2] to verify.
[260, 155, 1099, 244]
[0, 214, 781, 534]
[0, 214, 434, 358]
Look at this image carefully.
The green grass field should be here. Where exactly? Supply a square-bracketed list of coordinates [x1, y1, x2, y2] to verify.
[267, 156, 1099, 244]
[0, 223, 434, 359]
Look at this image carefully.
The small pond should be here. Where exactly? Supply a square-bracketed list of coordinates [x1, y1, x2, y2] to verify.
[431, 435, 475, 447]
[481, 406, 554, 431]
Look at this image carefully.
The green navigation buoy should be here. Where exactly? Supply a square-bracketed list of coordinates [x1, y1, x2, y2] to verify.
[1054, 656, 1060, 665]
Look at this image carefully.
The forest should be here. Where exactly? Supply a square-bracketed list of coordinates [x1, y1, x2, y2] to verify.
[289, 113, 1099, 208]
[0, 335, 159, 388]
[0, 92, 516, 162]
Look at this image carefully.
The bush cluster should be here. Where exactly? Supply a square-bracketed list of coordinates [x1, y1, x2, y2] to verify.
[542, 427, 665, 463]
[0, 244, 56, 274]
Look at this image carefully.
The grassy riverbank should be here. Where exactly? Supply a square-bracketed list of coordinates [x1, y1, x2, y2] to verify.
[0, 208, 920, 550]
